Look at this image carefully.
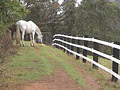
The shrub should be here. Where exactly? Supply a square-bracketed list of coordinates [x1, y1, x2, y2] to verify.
[0, 31, 16, 63]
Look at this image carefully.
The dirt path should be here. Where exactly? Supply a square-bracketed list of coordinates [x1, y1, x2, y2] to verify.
[16, 46, 101, 90]
[19, 68, 83, 90]
[67, 58, 102, 90]
[16, 47, 82, 90]
[49, 48, 102, 90]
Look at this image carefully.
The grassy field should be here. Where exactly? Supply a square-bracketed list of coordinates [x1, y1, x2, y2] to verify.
[51, 48, 120, 90]
[0, 43, 86, 89]
[0, 44, 55, 89]
[78, 57, 120, 90]
[0, 42, 120, 90]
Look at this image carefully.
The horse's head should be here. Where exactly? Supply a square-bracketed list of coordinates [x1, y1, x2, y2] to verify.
[37, 34, 43, 43]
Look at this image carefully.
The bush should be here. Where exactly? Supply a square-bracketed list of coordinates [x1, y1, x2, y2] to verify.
[0, 31, 16, 63]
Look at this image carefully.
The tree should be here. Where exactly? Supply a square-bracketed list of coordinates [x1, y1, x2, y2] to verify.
[116, 0, 120, 6]
[73, 0, 120, 41]
[0, 0, 28, 30]
[0, 0, 28, 62]
[61, 0, 76, 35]
[24, 0, 61, 36]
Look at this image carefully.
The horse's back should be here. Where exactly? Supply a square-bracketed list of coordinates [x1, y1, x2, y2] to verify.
[27, 21, 37, 31]
[16, 20, 27, 25]
[16, 20, 27, 31]
[16, 20, 40, 34]
[28, 21, 41, 32]
[28, 21, 37, 29]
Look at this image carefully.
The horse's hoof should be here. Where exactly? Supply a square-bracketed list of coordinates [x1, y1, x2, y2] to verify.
[20, 44, 25, 47]
[32, 44, 35, 47]
[30, 43, 33, 46]
[20, 44, 22, 46]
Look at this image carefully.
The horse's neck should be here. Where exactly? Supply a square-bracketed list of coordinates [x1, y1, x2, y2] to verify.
[36, 26, 42, 36]
[28, 21, 41, 36]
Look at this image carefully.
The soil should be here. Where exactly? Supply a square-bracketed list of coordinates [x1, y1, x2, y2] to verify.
[13, 46, 102, 90]
[18, 68, 83, 90]
[17, 65, 101, 90]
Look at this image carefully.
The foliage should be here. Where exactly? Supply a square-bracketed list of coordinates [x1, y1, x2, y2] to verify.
[0, 0, 28, 30]
[0, 32, 15, 63]
[0, 0, 28, 62]
[24, 0, 60, 35]
[5, 0, 119, 41]
[61, 0, 76, 35]
[116, 0, 120, 6]
[73, 0, 120, 41]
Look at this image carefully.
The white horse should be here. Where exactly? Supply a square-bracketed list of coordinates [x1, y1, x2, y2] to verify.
[16, 20, 43, 46]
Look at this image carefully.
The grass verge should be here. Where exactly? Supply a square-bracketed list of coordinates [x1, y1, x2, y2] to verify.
[0, 44, 54, 89]
[39, 46, 86, 87]
[48, 47, 120, 90]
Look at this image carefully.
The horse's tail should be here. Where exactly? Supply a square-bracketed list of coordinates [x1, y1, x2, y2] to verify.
[16, 23, 21, 44]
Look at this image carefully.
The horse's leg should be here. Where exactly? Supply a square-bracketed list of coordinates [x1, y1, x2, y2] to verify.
[21, 32, 25, 46]
[32, 32, 35, 46]
[40, 36, 43, 44]
[30, 34, 33, 46]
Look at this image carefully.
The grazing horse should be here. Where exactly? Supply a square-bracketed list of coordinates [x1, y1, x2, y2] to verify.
[16, 20, 43, 46]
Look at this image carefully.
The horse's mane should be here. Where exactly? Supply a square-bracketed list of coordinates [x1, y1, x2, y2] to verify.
[29, 21, 42, 35]
[36, 25, 42, 35]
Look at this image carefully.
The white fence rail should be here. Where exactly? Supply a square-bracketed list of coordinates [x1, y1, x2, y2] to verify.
[52, 34, 120, 82]
[53, 34, 120, 49]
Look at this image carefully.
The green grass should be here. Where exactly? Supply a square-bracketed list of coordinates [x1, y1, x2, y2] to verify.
[0, 42, 87, 89]
[46, 48, 120, 90]
[0, 42, 120, 90]
[40, 46, 86, 87]
[76, 56, 120, 90]
[0, 44, 55, 87]
[88, 55, 120, 75]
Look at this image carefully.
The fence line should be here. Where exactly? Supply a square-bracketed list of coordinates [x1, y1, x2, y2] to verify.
[53, 34, 120, 50]
[53, 43, 120, 80]
[52, 34, 120, 82]
[53, 39, 120, 65]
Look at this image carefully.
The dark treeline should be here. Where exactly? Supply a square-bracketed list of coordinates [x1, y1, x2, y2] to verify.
[1, 0, 120, 41]
[0, 0, 120, 62]
[21, 0, 120, 55]
[73, 0, 120, 42]
[20, 0, 120, 42]
[1, 0, 120, 42]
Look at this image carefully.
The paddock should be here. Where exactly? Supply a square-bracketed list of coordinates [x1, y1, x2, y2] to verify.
[53, 34, 120, 82]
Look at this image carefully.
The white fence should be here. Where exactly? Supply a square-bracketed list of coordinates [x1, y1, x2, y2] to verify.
[52, 34, 120, 82]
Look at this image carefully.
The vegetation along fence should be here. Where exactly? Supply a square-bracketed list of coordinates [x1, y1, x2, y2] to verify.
[52, 34, 120, 82]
